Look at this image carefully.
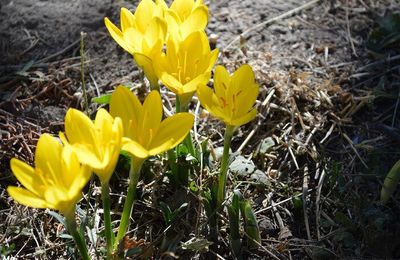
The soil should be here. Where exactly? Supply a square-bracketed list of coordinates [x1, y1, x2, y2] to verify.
[1, 0, 400, 259]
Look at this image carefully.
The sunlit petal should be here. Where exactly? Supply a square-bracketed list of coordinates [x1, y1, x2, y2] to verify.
[10, 158, 43, 197]
[7, 187, 49, 209]
[110, 86, 143, 140]
[149, 113, 194, 155]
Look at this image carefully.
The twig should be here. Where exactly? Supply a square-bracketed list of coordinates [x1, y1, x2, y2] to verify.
[237, 124, 259, 153]
[316, 169, 326, 241]
[302, 165, 311, 240]
[80, 32, 89, 115]
[345, 0, 358, 57]
[342, 133, 368, 169]
[255, 189, 313, 215]
[223, 0, 321, 51]
[38, 39, 80, 63]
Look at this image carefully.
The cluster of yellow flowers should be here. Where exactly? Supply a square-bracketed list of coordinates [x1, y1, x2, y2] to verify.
[7, 0, 260, 257]
[8, 89, 193, 215]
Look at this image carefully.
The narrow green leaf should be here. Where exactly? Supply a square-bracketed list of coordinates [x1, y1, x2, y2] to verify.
[240, 200, 261, 250]
[48, 210, 67, 227]
[91, 93, 112, 104]
[228, 190, 242, 258]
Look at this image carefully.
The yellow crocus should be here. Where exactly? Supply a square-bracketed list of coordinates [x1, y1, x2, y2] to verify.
[154, 31, 219, 107]
[7, 134, 91, 215]
[104, 0, 167, 88]
[60, 108, 123, 184]
[197, 64, 259, 127]
[109, 86, 194, 158]
[164, 0, 209, 40]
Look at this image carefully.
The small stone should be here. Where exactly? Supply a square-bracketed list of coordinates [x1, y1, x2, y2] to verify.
[250, 170, 269, 185]
[229, 155, 255, 177]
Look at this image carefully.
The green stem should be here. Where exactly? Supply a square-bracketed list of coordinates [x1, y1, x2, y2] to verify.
[149, 77, 160, 91]
[176, 95, 196, 157]
[217, 125, 235, 208]
[65, 207, 90, 260]
[101, 181, 114, 258]
[114, 157, 144, 250]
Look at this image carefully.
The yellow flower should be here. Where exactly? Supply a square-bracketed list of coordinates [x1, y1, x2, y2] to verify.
[60, 108, 123, 183]
[104, 0, 167, 87]
[164, 0, 209, 40]
[154, 31, 218, 107]
[7, 134, 91, 214]
[110, 86, 194, 158]
[197, 64, 259, 126]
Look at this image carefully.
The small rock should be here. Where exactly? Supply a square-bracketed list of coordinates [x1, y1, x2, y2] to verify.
[229, 155, 255, 177]
[250, 170, 269, 185]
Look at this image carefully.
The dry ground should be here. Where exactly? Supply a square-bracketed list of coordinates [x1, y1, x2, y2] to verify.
[1, 0, 400, 258]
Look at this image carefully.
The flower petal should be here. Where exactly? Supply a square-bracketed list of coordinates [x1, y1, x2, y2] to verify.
[213, 65, 230, 100]
[104, 17, 135, 54]
[159, 72, 183, 94]
[122, 137, 149, 158]
[10, 158, 43, 197]
[149, 113, 194, 155]
[110, 86, 143, 140]
[139, 91, 162, 148]
[135, 0, 158, 33]
[170, 0, 194, 21]
[7, 186, 49, 209]
[180, 6, 208, 38]
[120, 7, 136, 32]
[234, 83, 259, 118]
[34, 133, 63, 186]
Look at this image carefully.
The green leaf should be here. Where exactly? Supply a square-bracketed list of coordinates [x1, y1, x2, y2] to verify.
[240, 200, 261, 250]
[48, 210, 67, 227]
[159, 202, 173, 225]
[228, 190, 243, 258]
[380, 159, 400, 204]
[91, 93, 111, 104]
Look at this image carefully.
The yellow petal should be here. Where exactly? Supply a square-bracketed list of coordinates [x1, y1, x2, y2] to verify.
[183, 71, 210, 93]
[122, 137, 149, 158]
[133, 52, 159, 87]
[10, 158, 43, 197]
[104, 17, 135, 54]
[165, 10, 180, 36]
[197, 84, 227, 122]
[110, 86, 143, 140]
[159, 72, 183, 94]
[170, 0, 194, 21]
[180, 6, 208, 38]
[213, 65, 230, 99]
[149, 113, 194, 155]
[135, 0, 158, 33]
[143, 17, 167, 49]
[120, 7, 136, 32]
[205, 48, 219, 71]
[230, 64, 255, 94]
[7, 186, 48, 209]
[44, 186, 71, 210]
[60, 146, 92, 199]
[139, 91, 162, 146]
[65, 109, 97, 146]
[230, 108, 257, 126]
[123, 27, 144, 53]
[94, 108, 114, 143]
[34, 133, 63, 186]
[234, 83, 259, 117]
